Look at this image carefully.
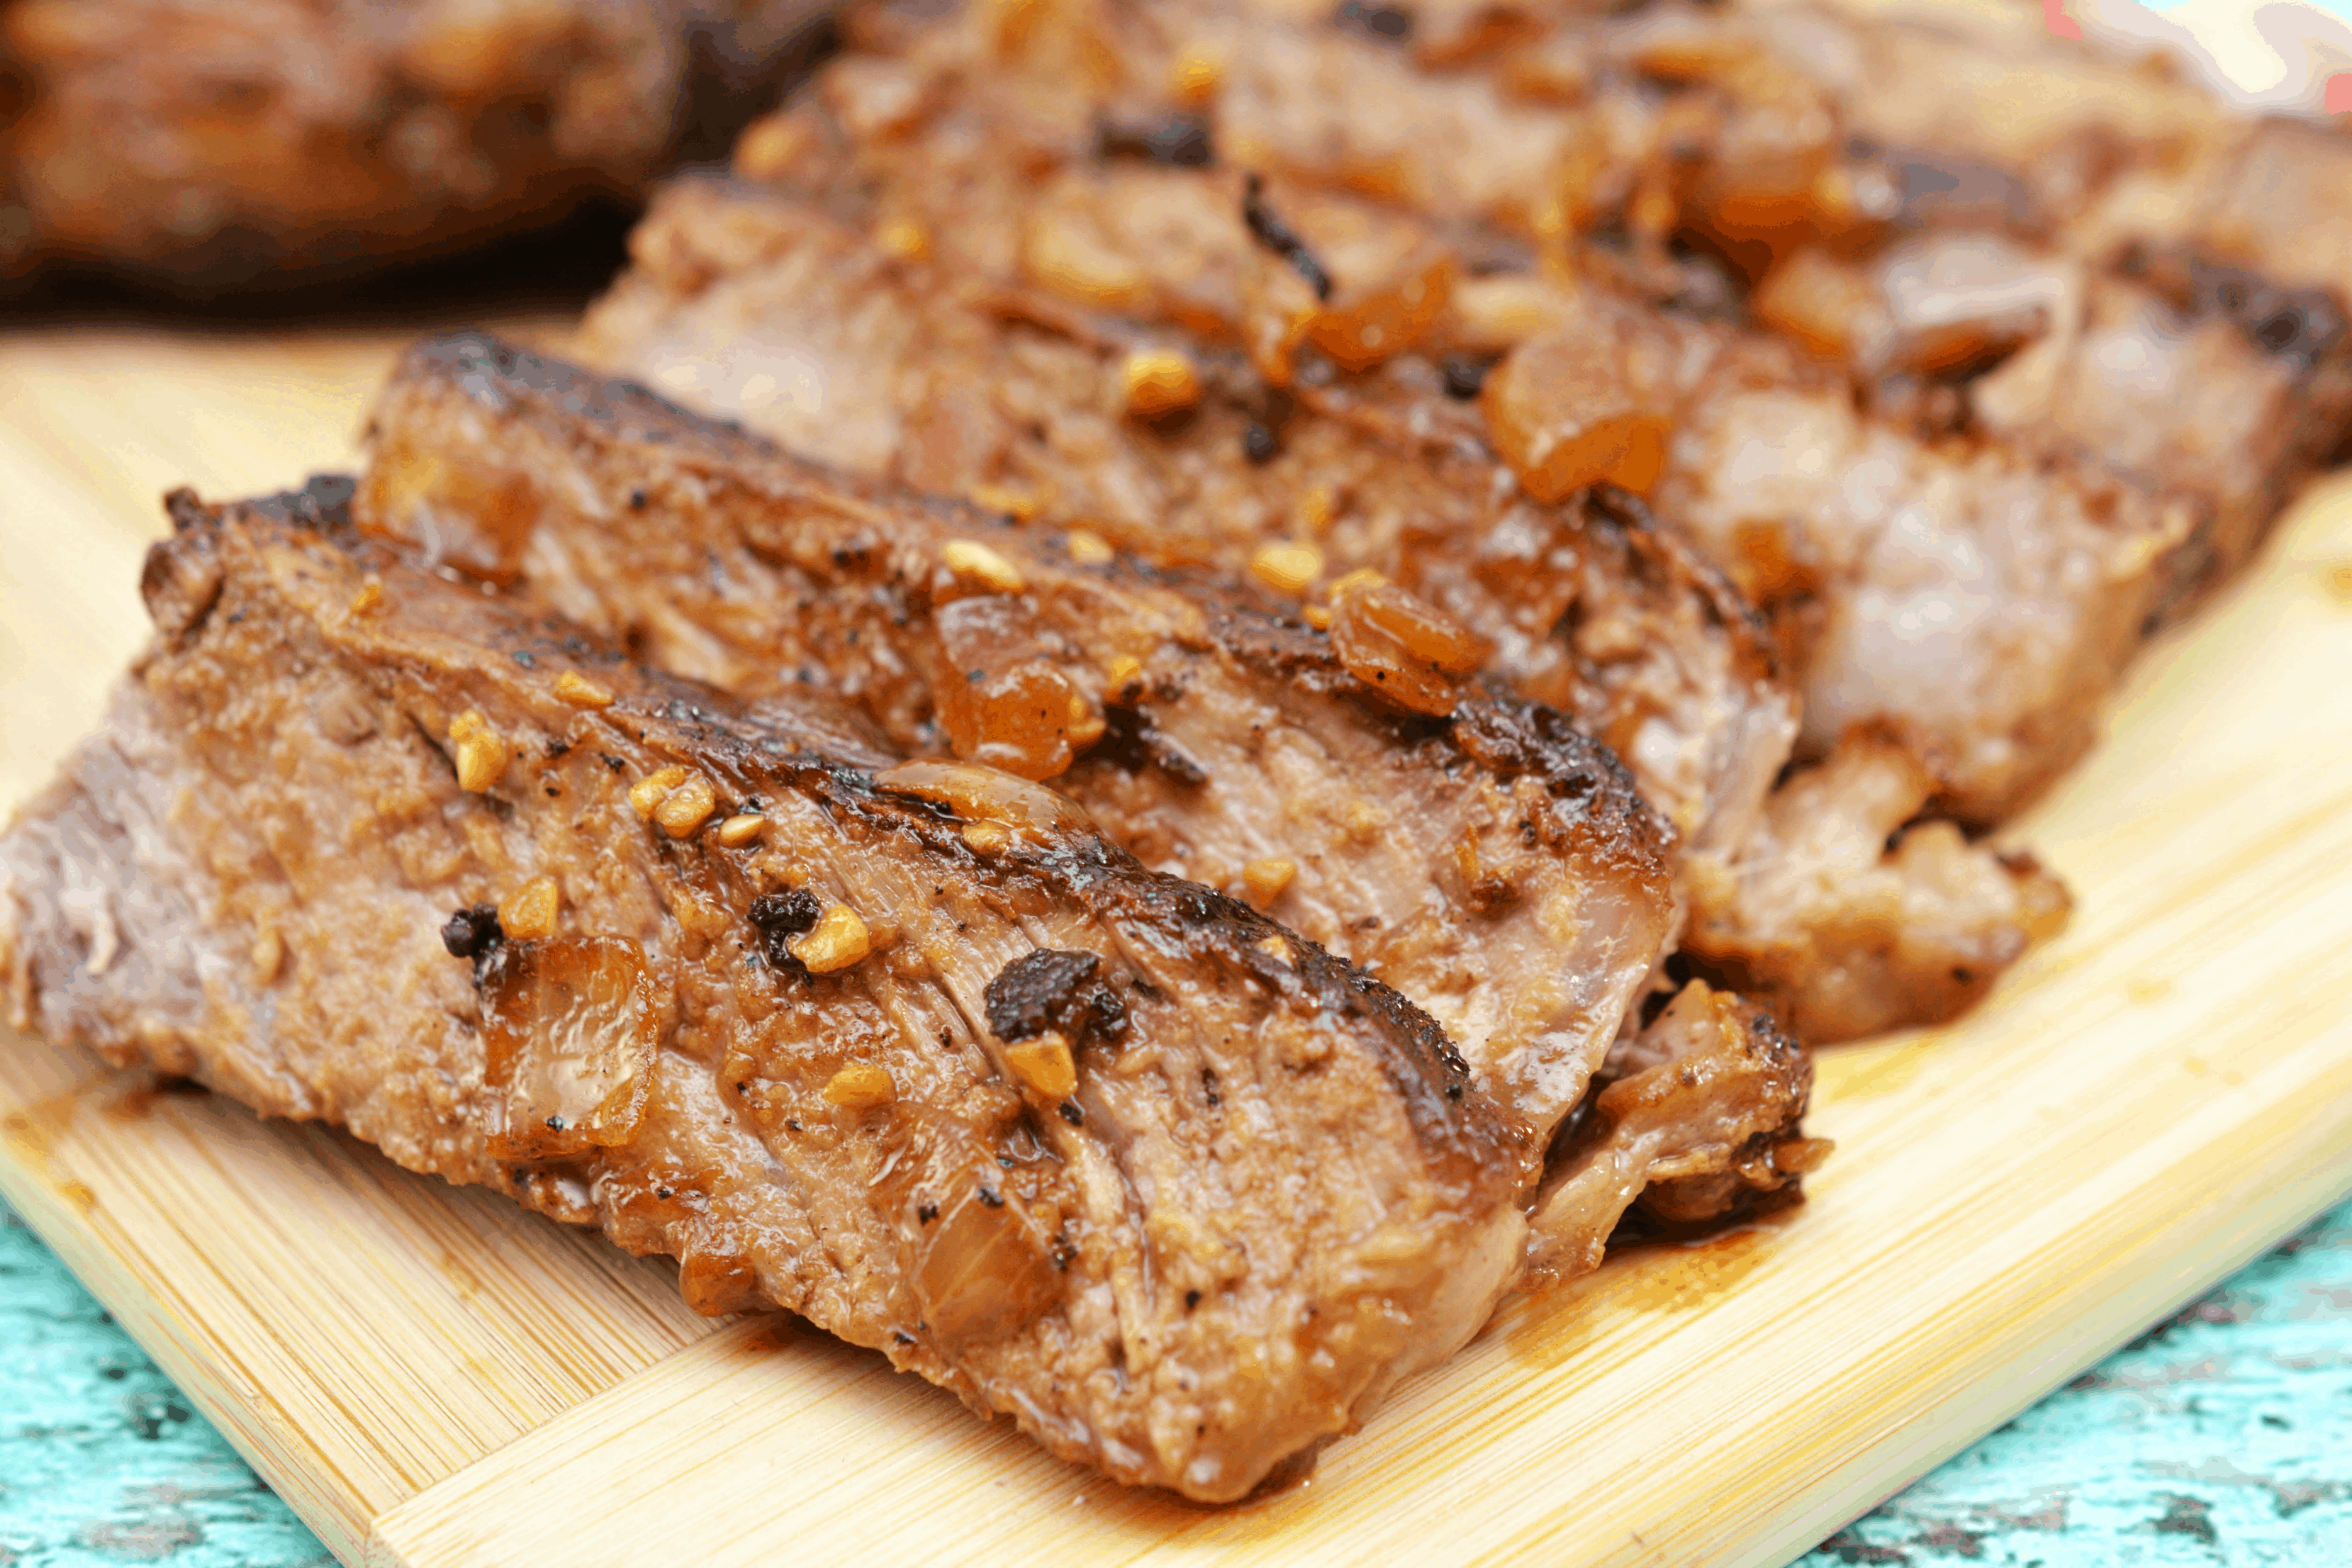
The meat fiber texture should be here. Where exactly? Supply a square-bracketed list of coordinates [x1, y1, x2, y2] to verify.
[570, 5, 2090, 1039]
[0, 474, 1815, 1494]
[358, 334, 1682, 1138]
[0, 0, 831, 293]
[0, 482, 1542, 1499]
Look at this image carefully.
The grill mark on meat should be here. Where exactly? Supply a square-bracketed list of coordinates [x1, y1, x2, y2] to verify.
[0, 488, 1542, 1501]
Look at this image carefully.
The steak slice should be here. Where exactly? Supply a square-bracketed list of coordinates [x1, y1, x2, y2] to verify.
[0, 0, 832, 293]
[0, 481, 1539, 1501]
[581, 180, 1794, 865]
[574, 154, 2062, 1036]
[1532, 979, 1825, 1281]
[357, 332, 1679, 1131]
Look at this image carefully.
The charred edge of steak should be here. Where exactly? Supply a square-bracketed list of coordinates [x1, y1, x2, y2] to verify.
[404, 329, 794, 474]
[1206, 600, 1667, 851]
[386, 332, 1679, 866]
[177, 487, 1511, 1160]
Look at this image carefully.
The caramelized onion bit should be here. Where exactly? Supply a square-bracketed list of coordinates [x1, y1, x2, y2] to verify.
[482, 936, 659, 1161]
[357, 446, 539, 583]
[908, 1169, 1061, 1348]
[875, 758, 1097, 839]
[931, 595, 1080, 780]
[1328, 578, 1488, 717]
[1484, 323, 1676, 500]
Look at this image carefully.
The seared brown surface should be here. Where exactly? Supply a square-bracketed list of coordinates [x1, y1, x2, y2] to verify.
[573, 21, 2073, 1037]
[359, 332, 1680, 1131]
[0, 0, 829, 292]
[582, 180, 1792, 863]
[0, 480, 1540, 1499]
[1532, 978, 1822, 1281]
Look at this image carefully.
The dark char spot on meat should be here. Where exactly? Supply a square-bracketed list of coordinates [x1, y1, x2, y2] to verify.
[1243, 174, 1333, 302]
[1097, 113, 1214, 167]
[439, 903, 504, 960]
[748, 889, 822, 970]
[984, 948, 1130, 1044]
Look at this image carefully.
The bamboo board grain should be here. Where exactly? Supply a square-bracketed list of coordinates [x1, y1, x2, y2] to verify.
[3, 323, 2349, 1568]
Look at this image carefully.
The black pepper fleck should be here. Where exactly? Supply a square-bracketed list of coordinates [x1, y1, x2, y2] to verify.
[1441, 354, 1491, 399]
[439, 904, 503, 960]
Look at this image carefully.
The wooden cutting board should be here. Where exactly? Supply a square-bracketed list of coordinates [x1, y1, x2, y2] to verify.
[4, 321, 2350, 1568]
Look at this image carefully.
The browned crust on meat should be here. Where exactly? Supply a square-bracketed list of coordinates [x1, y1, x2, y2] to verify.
[359, 332, 1680, 1131]
[2, 477, 1540, 1500]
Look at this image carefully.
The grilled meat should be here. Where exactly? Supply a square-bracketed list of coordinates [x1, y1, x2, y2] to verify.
[575, 52, 2069, 1036]
[0, 0, 829, 292]
[0, 480, 1542, 1500]
[583, 181, 1793, 864]
[358, 332, 1680, 1133]
[1533, 978, 1825, 1279]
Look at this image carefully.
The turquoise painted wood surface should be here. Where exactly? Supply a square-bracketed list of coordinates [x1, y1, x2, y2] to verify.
[5, 1195, 2348, 1565]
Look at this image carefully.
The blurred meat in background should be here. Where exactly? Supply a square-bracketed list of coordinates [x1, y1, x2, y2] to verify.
[0, 0, 833, 296]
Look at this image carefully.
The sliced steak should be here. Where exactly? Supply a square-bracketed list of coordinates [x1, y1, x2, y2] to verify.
[0, 480, 1542, 1501]
[0, 0, 832, 293]
[1532, 979, 1825, 1281]
[357, 333, 1679, 1133]
[576, 112, 2061, 1036]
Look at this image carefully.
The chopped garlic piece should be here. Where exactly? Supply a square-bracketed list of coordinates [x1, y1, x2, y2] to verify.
[1170, 43, 1222, 102]
[790, 905, 873, 973]
[554, 670, 615, 709]
[1003, 1031, 1077, 1100]
[499, 876, 561, 941]
[715, 813, 767, 848]
[653, 773, 717, 838]
[1242, 857, 1298, 907]
[449, 710, 509, 793]
[627, 764, 689, 821]
[1103, 655, 1144, 700]
[1121, 348, 1202, 421]
[1250, 542, 1324, 597]
[823, 1063, 896, 1109]
[877, 218, 931, 262]
[941, 538, 1027, 595]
